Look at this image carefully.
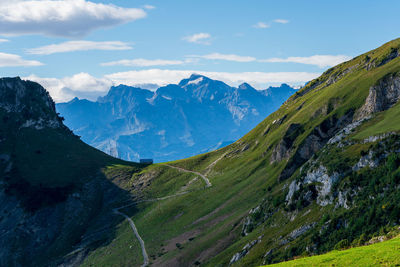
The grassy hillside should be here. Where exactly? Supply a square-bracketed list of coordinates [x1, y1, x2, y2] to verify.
[79, 38, 400, 266]
[266, 236, 400, 267]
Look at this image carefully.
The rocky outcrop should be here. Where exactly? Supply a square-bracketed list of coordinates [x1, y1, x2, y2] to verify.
[229, 235, 263, 265]
[336, 190, 350, 209]
[325, 65, 358, 86]
[241, 204, 275, 236]
[327, 117, 371, 145]
[279, 111, 354, 181]
[242, 206, 261, 236]
[286, 165, 339, 206]
[365, 47, 400, 70]
[356, 73, 400, 120]
[270, 123, 304, 163]
[377, 47, 400, 67]
[287, 133, 400, 211]
[352, 150, 379, 171]
[279, 223, 316, 246]
[0, 77, 63, 129]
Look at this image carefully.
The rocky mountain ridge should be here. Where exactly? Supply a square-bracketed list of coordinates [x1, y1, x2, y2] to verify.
[57, 75, 297, 162]
[0, 77, 135, 266]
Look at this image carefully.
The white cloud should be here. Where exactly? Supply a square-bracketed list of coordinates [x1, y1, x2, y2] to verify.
[190, 53, 351, 67]
[253, 22, 270, 29]
[0, 52, 43, 67]
[24, 72, 112, 102]
[27, 40, 132, 55]
[0, 0, 147, 37]
[143, 5, 155, 9]
[25, 69, 320, 102]
[105, 69, 319, 90]
[0, 38, 8, 43]
[274, 19, 289, 24]
[101, 58, 185, 67]
[182, 33, 211, 45]
[260, 55, 352, 68]
[191, 53, 256, 62]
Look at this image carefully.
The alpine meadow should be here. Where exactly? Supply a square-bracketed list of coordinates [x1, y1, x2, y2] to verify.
[1, 1, 400, 267]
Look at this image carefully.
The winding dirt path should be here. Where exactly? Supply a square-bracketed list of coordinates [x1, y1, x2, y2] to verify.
[204, 152, 228, 177]
[113, 155, 226, 266]
[164, 164, 212, 187]
[113, 208, 149, 267]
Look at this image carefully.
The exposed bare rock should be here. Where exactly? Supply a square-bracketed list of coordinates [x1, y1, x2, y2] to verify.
[356, 73, 400, 120]
[279, 223, 316, 245]
[365, 47, 399, 70]
[229, 235, 263, 265]
[367, 235, 388, 245]
[362, 132, 394, 143]
[377, 47, 399, 67]
[352, 150, 379, 171]
[327, 117, 371, 145]
[336, 191, 350, 209]
[286, 181, 300, 202]
[279, 111, 353, 181]
[270, 123, 304, 163]
[286, 165, 339, 206]
[326, 65, 358, 86]
[289, 223, 316, 240]
[272, 115, 287, 126]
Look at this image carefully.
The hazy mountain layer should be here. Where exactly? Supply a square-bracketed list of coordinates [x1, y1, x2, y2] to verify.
[57, 76, 296, 162]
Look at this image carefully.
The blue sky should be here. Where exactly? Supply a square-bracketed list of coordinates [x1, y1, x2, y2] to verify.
[0, 0, 399, 102]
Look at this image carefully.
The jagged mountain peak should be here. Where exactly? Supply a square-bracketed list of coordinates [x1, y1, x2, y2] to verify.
[98, 84, 153, 102]
[57, 75, 297, 162]
[0, 77, 65, 130]
[178, 73, 211, 87]
[238, 82, 255, 90]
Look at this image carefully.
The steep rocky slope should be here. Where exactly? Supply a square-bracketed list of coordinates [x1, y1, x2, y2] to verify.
[0, 78, 141, 266]
[78, 38, 400, 266]
[57, 76, 296, 162]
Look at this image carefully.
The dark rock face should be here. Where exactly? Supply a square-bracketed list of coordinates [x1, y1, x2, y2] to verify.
[278, 110, 354, 181]
[57, 75, 297, 162]
[0, 77, 128, 266]
[0, 77, 63, 129]
[0, 180, 102, 267]
[270, 123, 304, 163]
[377, 47, 399, 67]
[356, 73, 400, 120]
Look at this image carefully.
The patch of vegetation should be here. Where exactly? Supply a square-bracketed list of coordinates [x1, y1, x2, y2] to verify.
[354, 101, 400, 139]
[265, 236, 400, 267]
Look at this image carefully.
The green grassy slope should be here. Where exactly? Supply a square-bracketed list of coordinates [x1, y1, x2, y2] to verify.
[266, 236, 400, 267]
[80, 38, 400, 266]
[354, 101, 400, 139]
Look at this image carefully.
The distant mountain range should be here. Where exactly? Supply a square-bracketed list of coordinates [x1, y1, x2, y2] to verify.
[3, 38, 400, 267]
[57, 74, 297, 162]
